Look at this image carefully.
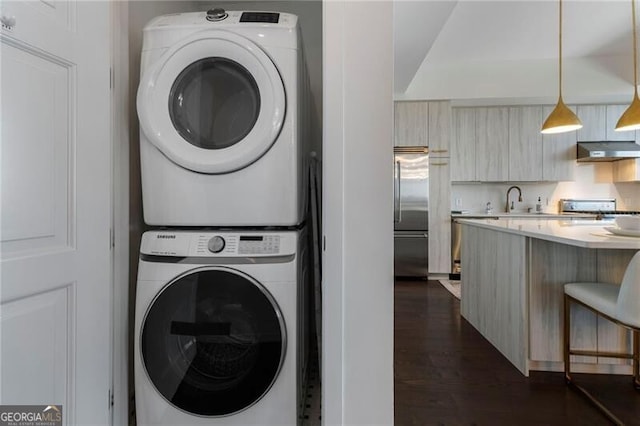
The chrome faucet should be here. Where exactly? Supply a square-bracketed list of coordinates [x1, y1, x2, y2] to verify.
[505, 186, 523, 213]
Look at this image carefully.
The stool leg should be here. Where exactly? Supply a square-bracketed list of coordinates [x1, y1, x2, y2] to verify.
[564, 294, 571, 384]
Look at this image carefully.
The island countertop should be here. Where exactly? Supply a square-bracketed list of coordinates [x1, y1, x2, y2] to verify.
[457, 218, 640, 249]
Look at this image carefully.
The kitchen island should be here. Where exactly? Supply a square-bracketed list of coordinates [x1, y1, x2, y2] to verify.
[458, 218, 640, 376]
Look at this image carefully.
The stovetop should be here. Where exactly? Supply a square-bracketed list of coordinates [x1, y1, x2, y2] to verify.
[559, 199, 640, 218]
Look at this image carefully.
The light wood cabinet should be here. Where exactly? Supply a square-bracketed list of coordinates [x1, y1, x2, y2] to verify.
[395, 101, 452, 274]
[542, 105, 577, 181]
[463, 227, 637, 374]
[394, 101, 428, 146]
[448, 103, 640, 183]
[575, 104, 635, 141]
[605, 104, 632, 141]
[508, 106, 543, 181]
[476, 107, 509, 181]
[576, 105, 606, 141]
[613, 158, 640, 182]
[428, 101, 451, 157]
[428, 157, 451, 274]
[451, 108, 476, 181]
[529, 242, 636, 367]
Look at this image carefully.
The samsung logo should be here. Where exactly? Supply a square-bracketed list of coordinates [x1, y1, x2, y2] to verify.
[157, 235, 176, 239]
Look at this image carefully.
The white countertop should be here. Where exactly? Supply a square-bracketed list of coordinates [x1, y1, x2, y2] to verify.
[457, 218, 640, 249]
[451, 212, 595, 219]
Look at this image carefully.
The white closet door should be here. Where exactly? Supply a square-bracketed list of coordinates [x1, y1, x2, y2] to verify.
[1, 1, 112, 424]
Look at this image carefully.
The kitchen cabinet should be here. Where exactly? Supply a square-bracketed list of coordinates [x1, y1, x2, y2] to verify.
[451, 108, 476, 181]
[509, 106, 543, 181]
[476, 107, 509, 181]
[452, 105, 572, 182]
[394, 101, 428, 146]
[529, 243, 636, 367]
[428, 101, 451, 157]
[542, 105, 577, 181]
[576, 104, 635, 142]
[606, 104, 636, 141]
[576, 105, 606, 141]
[461, 220, 638, 374]
[613, 158, 640, 182]
[428, 157, 451, 274]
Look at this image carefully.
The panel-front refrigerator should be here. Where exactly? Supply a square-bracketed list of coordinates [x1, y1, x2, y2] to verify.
[394, 146, 429, 277]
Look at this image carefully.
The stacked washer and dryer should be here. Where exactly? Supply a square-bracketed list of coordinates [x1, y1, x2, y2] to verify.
[134, 9, 310, 426]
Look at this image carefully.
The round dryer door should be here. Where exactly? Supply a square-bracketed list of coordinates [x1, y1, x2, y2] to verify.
[140, 267, 286, 416]
[137, 30, 285, 174]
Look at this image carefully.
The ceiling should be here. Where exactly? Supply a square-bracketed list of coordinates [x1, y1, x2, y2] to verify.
[394, 0, 634, 97]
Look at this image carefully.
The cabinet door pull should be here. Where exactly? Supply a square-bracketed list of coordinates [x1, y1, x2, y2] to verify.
[431, 162, 448, 166]
[430, 149, 448, 153]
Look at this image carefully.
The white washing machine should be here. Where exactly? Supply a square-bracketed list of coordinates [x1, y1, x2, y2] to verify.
[134, 229, 308, 425]
[137, 10, 308, 227]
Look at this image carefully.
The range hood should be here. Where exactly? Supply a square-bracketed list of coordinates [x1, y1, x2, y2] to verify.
[576, 141, 640, 162]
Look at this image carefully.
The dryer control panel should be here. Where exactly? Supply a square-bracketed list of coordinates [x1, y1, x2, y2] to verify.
[140, 230, 296, 258]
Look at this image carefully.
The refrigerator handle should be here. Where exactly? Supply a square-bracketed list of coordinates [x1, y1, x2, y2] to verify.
[394, 161, 401, 223]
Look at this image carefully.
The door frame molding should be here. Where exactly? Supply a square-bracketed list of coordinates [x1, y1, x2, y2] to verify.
[110, 1, 130, 425]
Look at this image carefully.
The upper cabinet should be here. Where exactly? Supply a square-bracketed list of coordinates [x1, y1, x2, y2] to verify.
[542, 105, 577, 182]
[576, 105, 606, 141]
[394, 102, 428, 146]
[577, 104, 636, 142]
[509, 106, 543, 181]
[394, 101, 452, 154]
[450, 103, 637, 183]
[613, 159, 640, 182]
[476, 107, 509, 181]
[428, 101, 451, 157]
[451, 108, 476, 181]
[605, 105, 632, 141]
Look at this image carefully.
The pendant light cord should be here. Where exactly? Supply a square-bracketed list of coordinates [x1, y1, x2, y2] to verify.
[558, 0, 563, 100]
[633, 0, 638, 98]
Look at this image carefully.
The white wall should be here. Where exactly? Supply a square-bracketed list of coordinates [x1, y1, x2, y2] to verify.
[399, 55, 634, 105]
[323, 1, 394, 424]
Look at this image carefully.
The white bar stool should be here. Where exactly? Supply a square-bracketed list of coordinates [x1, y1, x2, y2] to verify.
[564, 250, 640, 425]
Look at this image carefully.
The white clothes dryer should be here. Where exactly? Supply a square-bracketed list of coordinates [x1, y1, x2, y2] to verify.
[134, 229, 309, 425]
[137, 10, 307, 227]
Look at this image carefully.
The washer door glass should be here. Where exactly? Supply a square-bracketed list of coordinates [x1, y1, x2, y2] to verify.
[141, 268, 285, 416]
[169, 58, 260, 150]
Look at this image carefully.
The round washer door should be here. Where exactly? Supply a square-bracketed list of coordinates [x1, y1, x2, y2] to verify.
[140, 267, 286, 416]
[137, 30, 285, 174]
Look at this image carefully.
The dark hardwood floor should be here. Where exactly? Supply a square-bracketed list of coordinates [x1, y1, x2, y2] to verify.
[394, 280, 640, 426]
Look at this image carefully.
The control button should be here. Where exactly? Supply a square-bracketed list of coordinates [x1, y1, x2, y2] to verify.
[208, 236, 226, 253]
[206, 8, 228, 22]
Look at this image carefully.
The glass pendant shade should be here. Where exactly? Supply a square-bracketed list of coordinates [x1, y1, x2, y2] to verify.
[541, 97, 582, 134]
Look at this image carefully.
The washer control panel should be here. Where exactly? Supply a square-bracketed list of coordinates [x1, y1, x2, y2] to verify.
[237, 235, 280, 255]
[207, 236, 226, 253]
[140, 231, 294, 258]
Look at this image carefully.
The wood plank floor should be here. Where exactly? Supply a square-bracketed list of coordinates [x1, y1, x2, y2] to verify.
[395, 280, 640, 426]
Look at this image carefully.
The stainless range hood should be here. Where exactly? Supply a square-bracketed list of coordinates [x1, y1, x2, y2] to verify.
[576, 141, 640, 162]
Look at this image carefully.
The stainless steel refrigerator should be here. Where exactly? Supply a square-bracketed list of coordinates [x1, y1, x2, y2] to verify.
[394, 146, 429, 277]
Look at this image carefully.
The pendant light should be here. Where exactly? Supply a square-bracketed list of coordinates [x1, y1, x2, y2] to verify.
[541, 0, 582, 134]
[615, 0, 640, 131]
